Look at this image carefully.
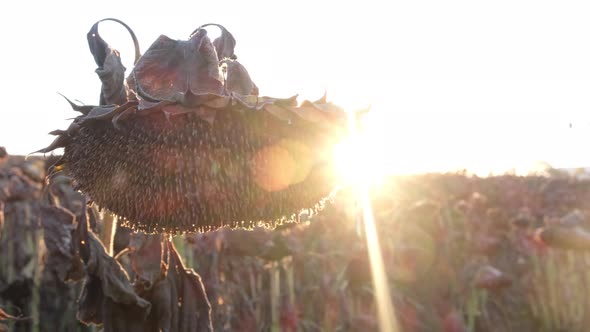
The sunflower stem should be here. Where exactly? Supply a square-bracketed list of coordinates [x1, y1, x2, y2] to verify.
[100, 211, 117, 256]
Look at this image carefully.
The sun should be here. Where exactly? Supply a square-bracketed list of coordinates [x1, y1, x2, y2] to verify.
[331, 103, 547, 184]
[333, 133, 392, 186]
[332, 109, 426, 186]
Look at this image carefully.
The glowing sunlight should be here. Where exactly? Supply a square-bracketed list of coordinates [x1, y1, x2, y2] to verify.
[332, 100, 561, 183]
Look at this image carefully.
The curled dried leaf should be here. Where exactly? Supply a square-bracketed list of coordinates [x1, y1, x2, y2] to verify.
[198, 23, 237, 61]
[75, 207, 151, 329]
[88, 18, 140, 106]
[40, 206, 85, 281]
[131, 30, 224, 104]
[156, 241, 212, 331]
[0, 167, 42, 201]
[88, 18, 140, 68]
[128, 233, 164, 290]
[221, 59, 258, 95]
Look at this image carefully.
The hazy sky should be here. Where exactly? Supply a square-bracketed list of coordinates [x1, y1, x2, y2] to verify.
[2, 0, 590, 173]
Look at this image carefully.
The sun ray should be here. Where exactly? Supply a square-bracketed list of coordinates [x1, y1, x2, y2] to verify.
[338, 109, 400, 332]
[359, 184, 400, 332]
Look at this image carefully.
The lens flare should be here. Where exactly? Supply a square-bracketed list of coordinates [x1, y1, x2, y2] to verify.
[336, 109, 400, 332]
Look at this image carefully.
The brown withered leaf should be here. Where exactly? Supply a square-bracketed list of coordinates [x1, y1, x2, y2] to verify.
[88, 18, 140, 106]
[40, 206, 85, 281]
[199, 23, 236, 61]
[75, 208, 151, 330]
[45, 174, 86, 219]
[96, 50, 129, 106]
[0, 167, 42, 202]
[161, 241, 212, 331]
[131, 29, 224, 104]
[41, 203, 152, 330]
[198, 23, 258, 96]
[128, 233, 164, 291]
[20, 159, 45, 182]
[222, 59, 259, 95]
[135, 240, 213, 332]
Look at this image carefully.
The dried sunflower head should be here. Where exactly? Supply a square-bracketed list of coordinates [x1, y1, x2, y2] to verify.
[41, 19, 357, 234]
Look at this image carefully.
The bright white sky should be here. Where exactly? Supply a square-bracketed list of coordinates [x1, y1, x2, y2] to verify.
[2, 0, 590, 174]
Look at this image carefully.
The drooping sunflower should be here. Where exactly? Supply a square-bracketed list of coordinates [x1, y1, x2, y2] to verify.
[41, 19, 358, 234]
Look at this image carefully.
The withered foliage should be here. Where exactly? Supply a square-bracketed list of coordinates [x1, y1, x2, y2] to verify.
[0, 201, 4, 239]
[176, 174, 590, 332]
[2, 153, 214, 331]
[0, 162, 42, 203]
[41, 205, 212, 332]
[128, 235, 212, 332]
[40, 19, 355, 234]
[0, 156, 46, 332]
[40, 206, 84, 282]
[5, 150, 590, 331]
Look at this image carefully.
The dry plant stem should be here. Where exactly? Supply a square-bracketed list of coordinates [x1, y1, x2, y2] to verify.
[466, 287, 480, 332]
[546, 252, 560, 328]
[0, 201, 4, 238]
[255, 269, 262, 326]
[100, 211, 117, 256]
[584, 253, 590, 328]
[22, 204, 37, 332]
[270, 261, 281, 332]
[285, 258, 295, 307]
[565, 252, 579, 328]
[4, 209, 14, 284]
[31, 219, 45, 332]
